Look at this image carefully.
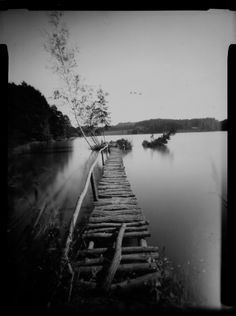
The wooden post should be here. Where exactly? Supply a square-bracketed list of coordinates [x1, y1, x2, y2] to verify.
[140, 238, 147, 247]
[101, 151, 105, 165]
[90, 172, 98, 201]
[88, 241, 94, 249]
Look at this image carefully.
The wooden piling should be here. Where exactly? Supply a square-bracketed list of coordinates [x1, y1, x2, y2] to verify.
[90, 172, 98, 201]
[101, 151, 105, 165]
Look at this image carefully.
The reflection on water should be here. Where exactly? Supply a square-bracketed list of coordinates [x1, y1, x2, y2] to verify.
[8, 132, 226, 309]
[144, 145, 174, 162]
[105, 132, 226, 309]
[8, 138, 101, 246]
[8, 137, 105, 310]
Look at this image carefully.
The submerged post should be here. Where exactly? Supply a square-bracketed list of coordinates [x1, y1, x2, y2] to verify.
[140, 238, 147, 247]
[101, 151, 105, 165]
[105, 146, 109, 159]
[88, 240, 94, 249]
[90, 172, 98, 201]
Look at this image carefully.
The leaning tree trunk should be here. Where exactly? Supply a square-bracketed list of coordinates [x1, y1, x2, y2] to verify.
[78, 123, 93, 149]
[72, 110, 94, 149]
[90, 130, 100, 146]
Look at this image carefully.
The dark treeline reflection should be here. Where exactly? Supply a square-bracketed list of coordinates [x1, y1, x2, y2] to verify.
[8, 148, 72, 311]
[7, 138, 100, 312]
[8, 147, 73, 235]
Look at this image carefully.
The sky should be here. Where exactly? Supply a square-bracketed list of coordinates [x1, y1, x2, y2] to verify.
[1, 10, 235, 125]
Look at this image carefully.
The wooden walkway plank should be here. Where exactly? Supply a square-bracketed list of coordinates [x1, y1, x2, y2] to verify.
[86, 220, 148, 228]
[88, 215, 146, 223]
[76, 253, 159, 267]
[75, 262, 159, 275]
[84, 225, 149, 234]
[91, 210, 143, 217]
[93, 205, 142, 211]
[83, 231, 150, 239]
[78, 246, 159, 256]
[74, 147, 161, 291]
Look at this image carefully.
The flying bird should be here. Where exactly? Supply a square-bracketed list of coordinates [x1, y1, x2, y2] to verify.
[129, 90, 142, 95]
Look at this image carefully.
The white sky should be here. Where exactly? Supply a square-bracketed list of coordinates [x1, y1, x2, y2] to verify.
[1, 10, 235, 125]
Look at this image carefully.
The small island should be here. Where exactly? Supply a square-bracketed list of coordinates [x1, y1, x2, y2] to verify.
[142, 130, 176, 149]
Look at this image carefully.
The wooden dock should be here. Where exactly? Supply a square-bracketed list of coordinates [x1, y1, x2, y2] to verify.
[72, 147, 160, 292]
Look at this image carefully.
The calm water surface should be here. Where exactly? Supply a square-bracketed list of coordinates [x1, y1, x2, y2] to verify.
[9, 132, 227, 308]
[106, 131, 227, 308]
[8, 138, 103, 243]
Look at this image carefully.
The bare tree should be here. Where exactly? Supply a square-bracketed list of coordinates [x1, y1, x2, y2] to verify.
[43, 11, 95, 149]
[81, 88, 111, 144]
[93, 88, 111, 142]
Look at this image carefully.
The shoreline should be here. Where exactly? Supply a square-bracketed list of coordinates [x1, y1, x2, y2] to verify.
[104, 129, 226, 136]
[8, 130, 227, 155]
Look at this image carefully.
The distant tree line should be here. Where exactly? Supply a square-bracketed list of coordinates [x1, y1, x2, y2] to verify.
[8, 82, 78, 147]
[107, 117, 227, 135]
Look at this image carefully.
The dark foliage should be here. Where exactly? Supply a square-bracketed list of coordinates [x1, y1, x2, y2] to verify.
[142, 130, 176, 148]
[115, 138, 132, 150]
[8, 82, 78, 147]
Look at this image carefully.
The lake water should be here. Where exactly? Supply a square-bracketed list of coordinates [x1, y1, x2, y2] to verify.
[105, 131, 227, 308]
[8, 138, 102, 246]
[8, 131, 227, 309]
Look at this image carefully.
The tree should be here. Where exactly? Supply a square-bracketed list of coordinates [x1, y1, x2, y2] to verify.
[43, 11, 95, 149]
[8, 82, 52, 144]
[81, 88, 111, 143]
[93, 88, 111, 142]
[8, 82, 76, 146]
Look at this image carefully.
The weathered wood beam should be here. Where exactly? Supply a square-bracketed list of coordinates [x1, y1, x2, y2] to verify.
[83, 231, 150, 239]
[86, 220, 148, 229]
[98, 190, 134, 194]
[88, 215, 146, 223]
[84, 225, 149, 234]
[91, 210, 142, 217]
[98, 188, 133, 193]
[90, 172, 98, 201]
[75, 262, 159, 275]
[94, 198, 137, 205]
[98, 186, 131, 190]
[121, 252, 159, 262]
[77, 246, 159, 256]
[100, 223, 126, 291]
[93, 208, 142, 213]
[140, 238, 148, 248]
[76, 252, 159, 266]
[99, 179, 129, 182]
[98, 191, 135, 198]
